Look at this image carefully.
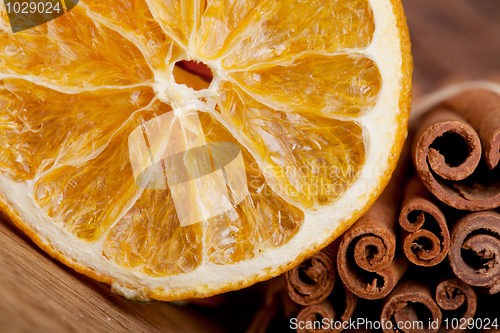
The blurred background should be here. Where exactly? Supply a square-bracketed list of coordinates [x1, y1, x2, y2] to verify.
[402, 0, 500, 97]
[1, 0, 500, 332]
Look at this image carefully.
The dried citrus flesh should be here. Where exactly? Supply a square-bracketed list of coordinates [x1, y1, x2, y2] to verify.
[0, 0, 411, 300]
[0, 7, 153, 90]
[217, 82, 367, 208]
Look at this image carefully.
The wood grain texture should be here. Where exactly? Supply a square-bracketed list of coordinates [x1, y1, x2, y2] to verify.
[0, 216, 223, 333]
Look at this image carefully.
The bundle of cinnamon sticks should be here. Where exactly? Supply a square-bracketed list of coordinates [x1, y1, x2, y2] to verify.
[256, 87, 500, 333]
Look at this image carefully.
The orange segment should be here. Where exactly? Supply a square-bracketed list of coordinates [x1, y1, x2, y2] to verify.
[145, 0, 203, 48]
[219, 0, 374, 68]
[195, 0, 274, 59]
[0, 6, 152, 89]
[205, 191, 304, 264]
[200, 113, 304, 264]
[218, 83, 366, 208]
[0, 79, 155, 181]
[229, 54, 381, 117]
[0, 7, 8, 33]
[80, 0, 175, 72]
[32, 102, 172, 241]
[103, 188, 203, 276]
[33, 123, 140, 241]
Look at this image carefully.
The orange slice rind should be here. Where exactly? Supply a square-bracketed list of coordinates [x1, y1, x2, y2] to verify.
[0, 0, 411, 301]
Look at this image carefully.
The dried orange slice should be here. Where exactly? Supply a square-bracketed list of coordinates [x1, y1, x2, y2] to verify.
[0, 0, 411, 301]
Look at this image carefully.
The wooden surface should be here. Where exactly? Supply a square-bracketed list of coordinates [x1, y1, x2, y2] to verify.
[0, 217, 225, 333]
[402, 0, 500, 95]
[1, 1, 500, 332]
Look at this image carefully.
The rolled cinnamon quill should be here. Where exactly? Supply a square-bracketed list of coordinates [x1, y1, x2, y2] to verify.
[295, 284, 357, 333]
[337, 143, 410, 299]
[337, 198, 409, 299]
[336, 188, 410, 299]
[296, 300, 336, 333]
[285, 250, 336, 306]
[444, 90, 500, 170]
[399, 176, 449, 266]
[449, 211, 500, 294]
[435, 278, 477, 333]
[412, 107, 500, 211]
[381, 280, 442, 333]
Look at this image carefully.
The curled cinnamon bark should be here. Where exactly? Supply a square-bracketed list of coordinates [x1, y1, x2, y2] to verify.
[337, 191, 409, 299]
[448, 211, 500, 294]
[286, 240, 358, 333]
[399, 176, 449, 266]
[337, 202, 409, 299]
[435, 278, 477, 333]
[412, 108, 499, 211]
[329, 282, 358, 333]
[285, 251, 336, 306]
[444, 90, 500, 170]
[296, 300, 335, 333]
[337, 144, 410, 299]
[295, 284, 358, 333]
[381, 280, 442, 333]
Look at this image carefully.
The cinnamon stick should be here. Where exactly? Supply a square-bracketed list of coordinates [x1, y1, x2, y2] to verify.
[448, 211, 500, 294]
[285, 250, 336, 306]
[412, 108, 500, 211]
[413, 104, 500, 211]
[444, 90, 500, 170]
[337, 198, 409, 299]
[435, 278, 477, 333]
[327, 282, 358, 333]
[286, 241, 358, 333]
[381, 280, 442, 333]
[399, 176, 449, 266]
[296, 300, 335, 333]
[337, 144, 410, 299]
[294, 285, 357, 333]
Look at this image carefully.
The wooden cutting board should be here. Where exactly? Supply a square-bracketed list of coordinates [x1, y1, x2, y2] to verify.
[1, 0, 500, 331]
